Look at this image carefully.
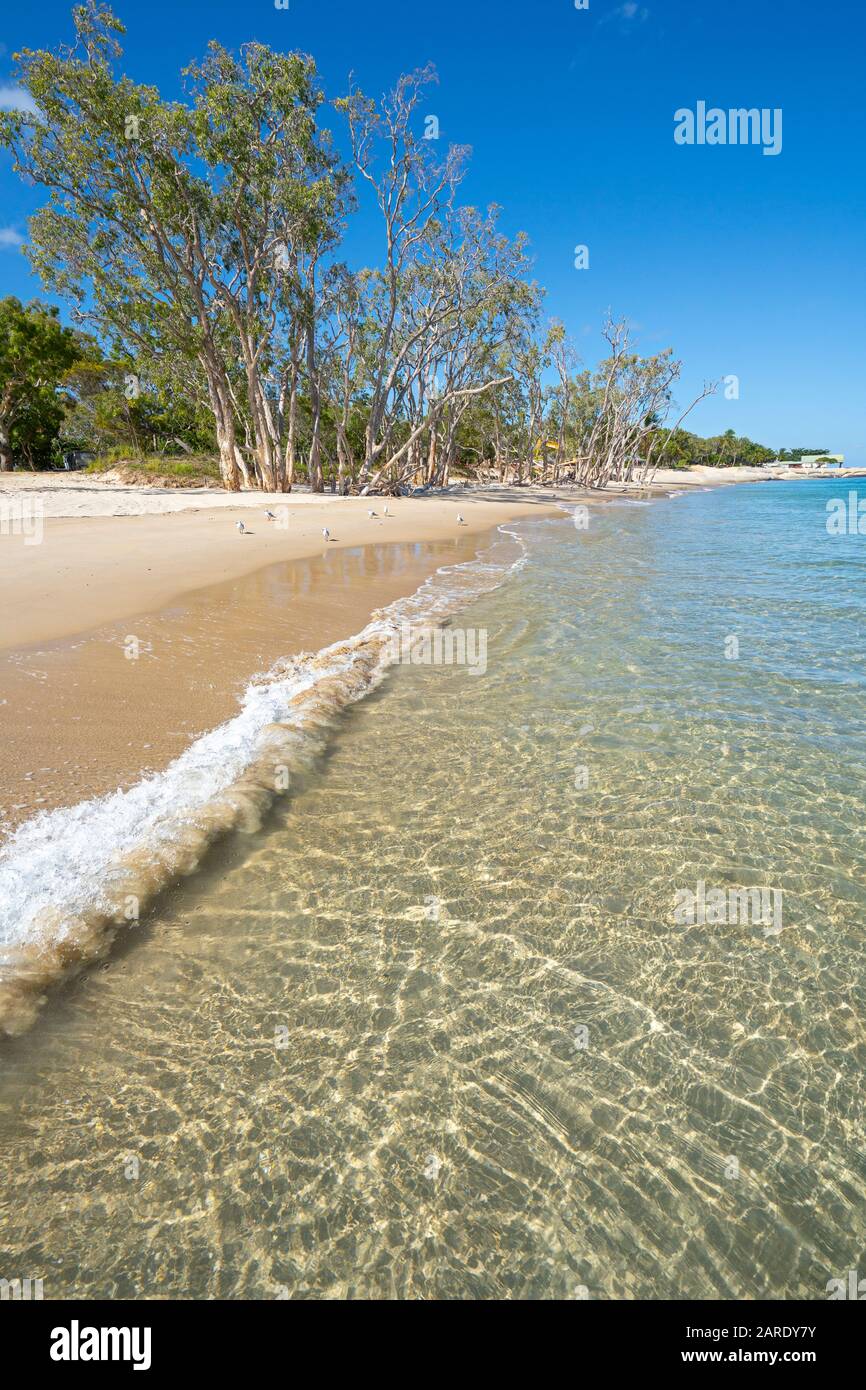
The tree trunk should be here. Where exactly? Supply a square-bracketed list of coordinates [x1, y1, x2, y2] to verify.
[0, 403, 13, 469]
[306, 319, 324, 492]
[284, 359, 299, 493]
[425, 424, 437, 486]
[204, 368, 241, 491]
[335, 421, 354, 494]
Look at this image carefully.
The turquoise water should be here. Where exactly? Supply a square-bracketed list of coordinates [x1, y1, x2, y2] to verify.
[0, 479, 864, 1298]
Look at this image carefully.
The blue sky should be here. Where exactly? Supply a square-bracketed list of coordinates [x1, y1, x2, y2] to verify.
[1, 0, 863, 459]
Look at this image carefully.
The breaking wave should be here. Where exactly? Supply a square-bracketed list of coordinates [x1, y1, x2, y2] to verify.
[0, 525, 527, 1036]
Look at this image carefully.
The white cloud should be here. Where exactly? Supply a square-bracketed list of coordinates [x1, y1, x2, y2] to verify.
[0, 85, 37, 114]
[0, 227, 24, 248]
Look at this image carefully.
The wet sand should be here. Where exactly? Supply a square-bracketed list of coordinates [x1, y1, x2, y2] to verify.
[0, 470, 769, 841]
[0, 469, 771, 653]
[0, 491, 561, 652]
[0, 532, 504, 840]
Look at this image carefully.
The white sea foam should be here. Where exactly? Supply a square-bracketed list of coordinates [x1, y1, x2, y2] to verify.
[0, 645, 369, 950]
[0, 525, 526, 1033]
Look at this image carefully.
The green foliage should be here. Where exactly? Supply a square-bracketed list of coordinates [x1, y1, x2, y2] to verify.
[0, 3, 342, 488]
[652, 427, 776, 470]
[62, 357, 217, 460]
[0, 295, 82, 468]
[777, 447, 830, 461]
[86, 449, 221, 481]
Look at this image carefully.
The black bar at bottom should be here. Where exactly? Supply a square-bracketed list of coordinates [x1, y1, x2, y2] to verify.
[3, 1295, 860, 1376]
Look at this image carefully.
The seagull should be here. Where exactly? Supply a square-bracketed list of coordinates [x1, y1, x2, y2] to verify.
[457, 514, 465, 525]
[265, 510, 277, 521]
[322, 527, 330, 542]
[383, 504, 390, 516]
[236, 521, 246, 535]
[368, 509, 377, 517]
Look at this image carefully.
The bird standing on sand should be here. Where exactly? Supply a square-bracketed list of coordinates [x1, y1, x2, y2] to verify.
[236, 521, 246, 535]
[457, 514, 465, 525]
[383, 504, 390, 516]
[368, 509, 377, 517]
[322, 527, 330, 541]
[265, 510, 277, 521]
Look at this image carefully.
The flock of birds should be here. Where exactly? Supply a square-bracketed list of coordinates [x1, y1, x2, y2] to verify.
[235, 503, 466, 538]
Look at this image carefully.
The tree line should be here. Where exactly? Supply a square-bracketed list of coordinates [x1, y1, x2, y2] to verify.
[0, 4, 777, 491]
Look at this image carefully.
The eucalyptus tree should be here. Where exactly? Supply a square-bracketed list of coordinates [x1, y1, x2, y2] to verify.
[572, 319, 716, 488]
[336, 66, 473, 487]
[544, 321, 578, 481]
[311, 266, 370, 492]
[0, 8, 720, 496]
[337, 101, 537, 494]
[507, 337, 549, 484]
[488, 375, 531, 482]
[0, 4, 342, 490]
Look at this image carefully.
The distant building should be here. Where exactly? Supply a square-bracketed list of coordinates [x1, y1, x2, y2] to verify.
[766, 454, 844, 471]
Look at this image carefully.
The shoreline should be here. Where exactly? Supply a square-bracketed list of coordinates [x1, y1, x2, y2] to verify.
[0, 489, 561, 652]
[0, 464, 831, 1030]
[0, 465, 772, 653]
[0, 465, 774, 845]
[0, 529, 508, 841]
[0, 514, 531, 1034]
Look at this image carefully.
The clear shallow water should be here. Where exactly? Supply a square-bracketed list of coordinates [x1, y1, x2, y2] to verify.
[0, 480, 864, 1299]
